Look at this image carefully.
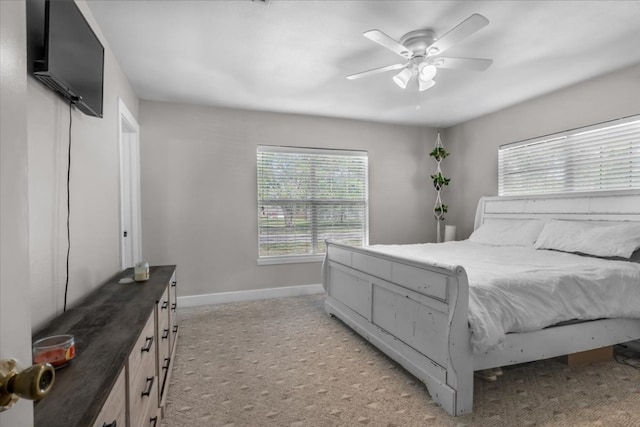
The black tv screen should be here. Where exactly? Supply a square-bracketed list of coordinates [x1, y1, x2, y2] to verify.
[33, 0, 104, 118]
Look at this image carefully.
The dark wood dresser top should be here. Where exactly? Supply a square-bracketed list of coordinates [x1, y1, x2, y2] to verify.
[33, 265, 176, 427]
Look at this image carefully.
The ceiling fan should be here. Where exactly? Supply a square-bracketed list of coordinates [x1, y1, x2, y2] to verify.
[347, 13, 493, 92]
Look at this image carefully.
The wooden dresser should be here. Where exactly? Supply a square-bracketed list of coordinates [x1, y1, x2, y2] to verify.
[33, 265, 178, 427]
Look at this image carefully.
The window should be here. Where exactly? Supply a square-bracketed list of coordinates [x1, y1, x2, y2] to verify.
[257, 146, 368, 264]
[499, 115, 640, 196]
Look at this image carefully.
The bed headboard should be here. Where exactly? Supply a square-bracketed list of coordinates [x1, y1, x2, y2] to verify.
[474, 190, 640, 230]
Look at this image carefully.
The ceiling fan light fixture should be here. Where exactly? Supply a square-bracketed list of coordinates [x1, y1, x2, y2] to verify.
[419, 79, 436, 92]
[427, 46, 440, 56]
[418, 63, 437, 81]
[393, 68, 413, 89]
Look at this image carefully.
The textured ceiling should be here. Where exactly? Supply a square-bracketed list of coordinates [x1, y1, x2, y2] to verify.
[87, 1, 640, 127]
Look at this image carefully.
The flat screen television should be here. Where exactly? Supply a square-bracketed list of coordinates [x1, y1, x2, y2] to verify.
[33, 0, 104, 118]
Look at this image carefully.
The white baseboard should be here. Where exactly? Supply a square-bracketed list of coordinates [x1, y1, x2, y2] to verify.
[177, 284, 325, 308]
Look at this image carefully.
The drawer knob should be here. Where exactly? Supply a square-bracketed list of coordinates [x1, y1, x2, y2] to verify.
[173, 325, 178, 334]
[171, 303, 177, 311]
[141, 337, 153, 353]
[141, 376, 154, 397]
[102, 421, 117, 427]
[150, 416, 158, 427]
[162, 357, 171, 371]
[161, 301, 168, 310]
[162, 329, 169, 340]
[171, 281, 176, 287]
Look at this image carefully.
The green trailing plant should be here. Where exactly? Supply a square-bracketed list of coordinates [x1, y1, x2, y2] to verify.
[429, 146, 449, 162]
[430, 172, 451, 191]
[434, 204, 448, 215]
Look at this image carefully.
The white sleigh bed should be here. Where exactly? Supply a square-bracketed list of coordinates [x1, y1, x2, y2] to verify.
[322, 191, 640, 416]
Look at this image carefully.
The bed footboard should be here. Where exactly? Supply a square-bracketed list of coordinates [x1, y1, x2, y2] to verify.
[323, 241, 474, 416]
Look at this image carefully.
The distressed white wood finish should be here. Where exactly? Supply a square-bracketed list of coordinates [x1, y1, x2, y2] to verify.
[474, 318, 640, 370]
[324, 244, 474, 415]
[474, 190, 640, 229]
[324, 190, 640, 416]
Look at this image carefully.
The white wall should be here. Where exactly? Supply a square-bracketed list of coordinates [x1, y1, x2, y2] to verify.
[444, 64, 640, 239]
[28, 0, 139, 330]
[139, 101, 437, 297]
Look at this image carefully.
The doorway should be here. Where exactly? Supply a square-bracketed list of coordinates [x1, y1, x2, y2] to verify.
[118, 99, 142, 270]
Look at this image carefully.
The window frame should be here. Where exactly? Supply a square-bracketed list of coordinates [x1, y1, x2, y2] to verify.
[256, 145, 369, 265]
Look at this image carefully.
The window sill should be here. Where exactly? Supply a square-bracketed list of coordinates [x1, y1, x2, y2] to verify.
[257, 255, 325, 266]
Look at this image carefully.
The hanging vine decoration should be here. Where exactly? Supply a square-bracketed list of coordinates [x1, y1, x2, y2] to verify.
[429, 132, 450, 242]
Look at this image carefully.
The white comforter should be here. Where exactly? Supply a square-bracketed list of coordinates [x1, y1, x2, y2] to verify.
[365, 241, 640, 353]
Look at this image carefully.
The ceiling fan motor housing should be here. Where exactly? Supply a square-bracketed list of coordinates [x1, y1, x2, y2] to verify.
[399, 30, 437, 57]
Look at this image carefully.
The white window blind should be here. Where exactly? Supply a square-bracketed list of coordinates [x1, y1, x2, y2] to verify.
[257, 146, 368, 263]
[499, 115, 640, 196]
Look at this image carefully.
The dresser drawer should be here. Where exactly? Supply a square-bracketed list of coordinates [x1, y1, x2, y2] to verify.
[131, 368, 158, 427]
[129, 310, 155, 380]
[157, 288, 170, 355]
[158, 319, 170, 375]
[92, 367, 126, 427]
[129, 309, 157, 427]
[144, 381, 161, 427]
[169, 272, 178, 347]
[157, 287, 170, 330]
[129, 362, 156, 427]
[156, 287, 171, 405]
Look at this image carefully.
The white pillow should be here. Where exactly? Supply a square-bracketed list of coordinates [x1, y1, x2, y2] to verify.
[468, 219, 546, 247]
[534, 220, 640, 259]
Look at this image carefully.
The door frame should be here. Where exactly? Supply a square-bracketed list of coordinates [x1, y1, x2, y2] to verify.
[0, 0, 33, 424]
[118, 98, 142, 270]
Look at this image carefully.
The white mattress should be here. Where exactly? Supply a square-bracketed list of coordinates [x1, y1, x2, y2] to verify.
[366, 241, 640, 353]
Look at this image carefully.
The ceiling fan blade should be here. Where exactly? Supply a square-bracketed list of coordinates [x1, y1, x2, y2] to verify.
[363, 30, 413, 59]
[436, 57, 493, 71]
[346, 62, 407, 80]
[435, 56, 493, 71]
[427, 13, 489, 56]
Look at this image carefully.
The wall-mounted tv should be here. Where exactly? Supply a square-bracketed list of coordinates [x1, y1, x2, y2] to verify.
[32, 0, 104, 118]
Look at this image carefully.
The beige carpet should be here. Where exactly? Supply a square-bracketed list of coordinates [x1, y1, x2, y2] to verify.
[162, 295, 640, 427]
